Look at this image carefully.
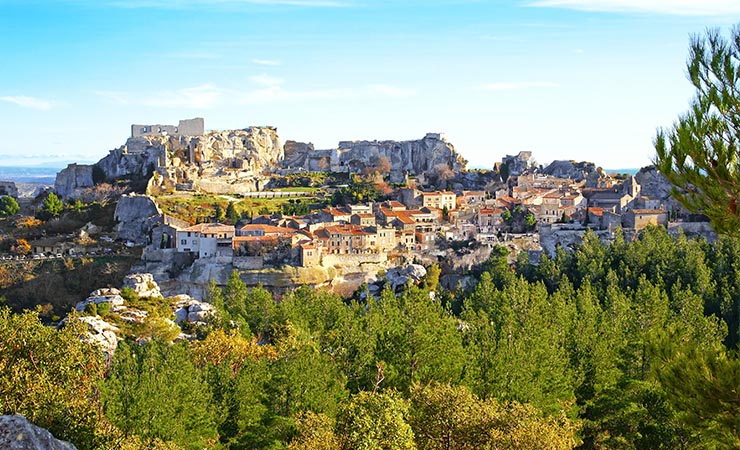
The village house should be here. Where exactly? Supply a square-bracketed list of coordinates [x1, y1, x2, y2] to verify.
[351, 213, 376, 227]
[478, 208, 504, 231]
[421, 191, 456, 211]
[176, 223, 235, 258]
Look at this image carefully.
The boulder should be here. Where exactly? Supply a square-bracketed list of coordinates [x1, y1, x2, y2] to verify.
[74, 316, 120, 355]
[75, 289, 125, 312]
[123, 273, 162, 298]
[0, 415, 77, 450]
[385, 264, 427, 290]
[113, 194, 163, 245]
[170, 294, 215, 324]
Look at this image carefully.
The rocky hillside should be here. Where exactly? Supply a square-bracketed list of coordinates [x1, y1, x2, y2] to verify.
[96, 126, 284, 195]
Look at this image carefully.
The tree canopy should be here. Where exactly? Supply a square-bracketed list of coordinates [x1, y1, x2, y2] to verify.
[655, 26, 740, 235]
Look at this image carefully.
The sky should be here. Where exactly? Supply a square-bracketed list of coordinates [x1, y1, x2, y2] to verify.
[1, 0, 740, 170]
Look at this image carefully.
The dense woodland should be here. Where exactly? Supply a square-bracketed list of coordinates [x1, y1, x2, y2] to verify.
[1, 225, 739, 449]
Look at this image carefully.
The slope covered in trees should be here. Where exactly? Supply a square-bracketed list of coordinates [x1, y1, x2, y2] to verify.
[1, 225, 739, 449]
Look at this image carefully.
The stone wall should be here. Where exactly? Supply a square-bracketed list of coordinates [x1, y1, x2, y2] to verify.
[131, 117, 204, 138]
[233, 256, 265, 270]
[321, 252, 388, 268]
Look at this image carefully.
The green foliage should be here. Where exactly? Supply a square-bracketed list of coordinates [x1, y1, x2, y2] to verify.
[0, 195, 20, 216]
[102, 340, 218, 449]
[40, 192, 64, 219]
[653, 334, 740, 448]
[225, 201, 239, 224]
[336, 390, 416, 450]
[0, 308, 108, 449]
[654, 26, 740, 235]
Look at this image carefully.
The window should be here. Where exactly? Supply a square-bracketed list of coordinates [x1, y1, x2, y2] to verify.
[181, 239, 187, 245]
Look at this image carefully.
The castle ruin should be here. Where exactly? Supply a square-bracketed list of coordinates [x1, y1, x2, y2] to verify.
[131, 117, 204, 138]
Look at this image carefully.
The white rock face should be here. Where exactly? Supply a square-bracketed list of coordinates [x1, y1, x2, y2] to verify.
[75, 316, 120, 355]
[54, 163, 94, 199]
[171, 294, 215, 324]
[75, 288, 125, 312]
[385, 264, 427, 290]
[0, 415, 77, 450]
[123, 273, 162, 298]
[114, 194, 163, 245]
[334, 134, 466, 183]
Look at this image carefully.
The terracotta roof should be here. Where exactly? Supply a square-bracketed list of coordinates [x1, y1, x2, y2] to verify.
[321, 224, 374, 236]
[479, 208, 503, 215]
[631, 209, 666, 214]
[589, 207, 604, 217]
[181, 223, 235, 233]
[238, 224, 296, 235]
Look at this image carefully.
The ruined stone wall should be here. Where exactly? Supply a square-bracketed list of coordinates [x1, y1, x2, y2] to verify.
[54, 163, 94, 199]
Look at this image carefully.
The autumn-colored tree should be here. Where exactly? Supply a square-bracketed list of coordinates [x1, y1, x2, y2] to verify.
[11, 238, 31, 256]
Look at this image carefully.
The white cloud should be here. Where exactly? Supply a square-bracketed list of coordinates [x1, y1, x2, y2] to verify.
[250, 74, 284, 87]
[525, 0, 740, 16]
[481, 81, 559, 91]
[369, 84, 416, 98]
[0, 95, 53, 111]
[252, 59, 281, 66]
[94, 84, 223, 108]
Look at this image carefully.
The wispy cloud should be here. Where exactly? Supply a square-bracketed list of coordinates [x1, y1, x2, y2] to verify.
[481, 82, 559, 91]
[0, 95, 53, 111]
[525, 0, 740, 16]
[93, 79, 417, 108]
[252, 59, 281, 66]
[94, 84, 223, 108]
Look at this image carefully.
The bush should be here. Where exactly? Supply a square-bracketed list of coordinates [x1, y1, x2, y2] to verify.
[97, 302, 111, 316]
[120, 287, 139, 303]
[84, 302, 98, 316]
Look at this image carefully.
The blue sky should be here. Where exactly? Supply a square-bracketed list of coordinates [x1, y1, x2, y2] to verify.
[1, 0, 740, 170]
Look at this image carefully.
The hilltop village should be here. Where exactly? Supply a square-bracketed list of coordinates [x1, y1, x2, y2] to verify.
[0, 118, 714, 298]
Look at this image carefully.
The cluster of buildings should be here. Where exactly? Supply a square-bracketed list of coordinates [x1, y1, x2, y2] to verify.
[161, 161, 683, 268]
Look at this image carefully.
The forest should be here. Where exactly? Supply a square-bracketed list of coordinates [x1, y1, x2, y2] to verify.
[1, 224, 739, 450]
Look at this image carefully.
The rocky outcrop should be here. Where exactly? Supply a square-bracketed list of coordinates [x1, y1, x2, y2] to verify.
[634, 166, 674, 200]
[123, 273, 162, 298]
[542, 160, 603, 184]
[335, 133, 467, 183]
[74, 316, 121, 355]
[114, 194, 163, 245]
[0, 415, 77, 450]
[75, 288, 125, 312]
[539, 224, 619, 257]
[171, 295, 215, 325]
[54, 163, 94, 199]
[385, 264, 427, 289]
[96, 127, 283, 195]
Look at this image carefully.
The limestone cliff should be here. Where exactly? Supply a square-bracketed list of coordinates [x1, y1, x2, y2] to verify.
[542, 160, 605, 186]
[93, 126, 283, 195]
[334, 133, 467, 183]
[54, 163, 94, 199]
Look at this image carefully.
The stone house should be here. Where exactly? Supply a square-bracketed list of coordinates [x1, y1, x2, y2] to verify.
[299, 242, 320, 267]
[351, 213, 376, 227]
[623, 209, 668, 230]
[478, 208, 504, 231]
